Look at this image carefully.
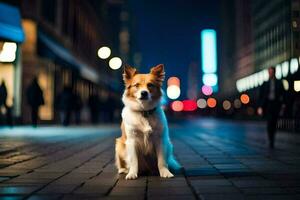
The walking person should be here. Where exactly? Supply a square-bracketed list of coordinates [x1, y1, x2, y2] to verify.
[257, 67, 285, 149]
[0, 80, 8, 124]
[26, 77, 44, 127]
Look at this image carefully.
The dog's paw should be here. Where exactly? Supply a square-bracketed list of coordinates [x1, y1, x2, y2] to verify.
[125, 172, 138, 180]
[118, 168, 129, 174]
[159, 167, 174, 178]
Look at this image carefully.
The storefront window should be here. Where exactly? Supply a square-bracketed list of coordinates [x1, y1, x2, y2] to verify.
[38, 64, 54, 120]
[0, 63, 14, 107]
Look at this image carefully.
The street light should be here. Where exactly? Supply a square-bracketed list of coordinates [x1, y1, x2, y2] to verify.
[109, 57, 122, 70]
[97, 46, 111, 59]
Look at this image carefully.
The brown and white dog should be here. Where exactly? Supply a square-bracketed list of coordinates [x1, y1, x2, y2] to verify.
[115, 64, 179, 180]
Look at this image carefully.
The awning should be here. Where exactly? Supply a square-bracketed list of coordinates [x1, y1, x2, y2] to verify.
[0, 3, 25, 43]
[38, 31, 100, 83]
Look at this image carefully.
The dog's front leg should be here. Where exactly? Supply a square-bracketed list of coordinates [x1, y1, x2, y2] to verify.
[125, 134, 138, 180]
[155, 140, 174, 178]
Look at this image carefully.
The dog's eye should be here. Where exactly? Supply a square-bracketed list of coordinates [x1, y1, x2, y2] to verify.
[147, 83, 155, 88]
[133, 83, 140, 88]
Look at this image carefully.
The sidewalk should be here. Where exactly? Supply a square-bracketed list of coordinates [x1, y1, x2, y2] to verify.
[0, 120, 299, 199]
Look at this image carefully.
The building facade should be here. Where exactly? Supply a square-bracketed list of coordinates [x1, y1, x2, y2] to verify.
[0, 0, 127, 124]
[220, 0, 300, 100]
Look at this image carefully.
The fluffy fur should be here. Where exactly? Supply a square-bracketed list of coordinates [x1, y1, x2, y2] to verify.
[115, 64, 179, 180]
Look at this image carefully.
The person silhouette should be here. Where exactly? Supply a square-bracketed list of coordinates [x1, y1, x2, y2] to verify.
[26, 77, 44, 127]
[0, 80, 7, 109]
[258, 67, 285, 149]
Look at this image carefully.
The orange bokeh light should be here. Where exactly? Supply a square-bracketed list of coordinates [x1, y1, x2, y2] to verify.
[171, 101, 183, 112]
[207, 98, 217, 108]
[240, 94, 250, 104]
[167, 77, 180, 87]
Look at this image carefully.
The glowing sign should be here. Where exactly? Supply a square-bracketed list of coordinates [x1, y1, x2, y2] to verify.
[201, 29, 217, 73]
[201, 29, 218, 92]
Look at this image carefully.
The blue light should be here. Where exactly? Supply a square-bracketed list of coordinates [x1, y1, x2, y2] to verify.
[201, 29, 217, 74]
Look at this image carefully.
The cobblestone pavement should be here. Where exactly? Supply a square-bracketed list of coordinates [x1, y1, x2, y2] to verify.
[0, 119, 300, 200]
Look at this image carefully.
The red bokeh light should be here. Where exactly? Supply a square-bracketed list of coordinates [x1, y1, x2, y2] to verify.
[171, 101, 183, 112]
[240, 94, 250, 104]
[182, 100, 197, 111]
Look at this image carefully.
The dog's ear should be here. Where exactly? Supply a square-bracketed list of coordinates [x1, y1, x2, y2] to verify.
[123, 65, 137, 84]
[150, 64, 165, 84]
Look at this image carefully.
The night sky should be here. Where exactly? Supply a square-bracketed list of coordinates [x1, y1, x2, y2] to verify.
[129, 0, 219, 98]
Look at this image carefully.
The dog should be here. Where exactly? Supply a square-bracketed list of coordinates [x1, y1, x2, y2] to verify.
[115, 64, 179, 180]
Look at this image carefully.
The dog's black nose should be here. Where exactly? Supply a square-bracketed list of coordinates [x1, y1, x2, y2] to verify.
[140, 91, 149, 99]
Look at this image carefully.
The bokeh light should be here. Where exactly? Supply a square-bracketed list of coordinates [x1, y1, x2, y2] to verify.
[247, 107, 255, 115]
[167, 85, 180, 99]
[233, 99, 242, 109]
[240, 94, 250, 104]
[167, 77, 180, 87]
[282, 79, 289, 91]
[294, 80, 300, 92]
[97, 46, 111, 59]
[207, 98, 217, 108]
[109, 57, 122, 70]
[202, 85, 213, 96]
[197, 98, 207, 109]
[182, 100, 197, 111]
[202, 74, 218, 86]
[222, 100, 231, 110]
[171, 101, 183, 112]
[0, 42, 17, 62]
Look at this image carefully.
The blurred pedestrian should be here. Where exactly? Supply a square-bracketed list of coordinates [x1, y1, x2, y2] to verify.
[88, 93, 100, 124]
[0, 80, 7, 108]
[0, 80, 8, 125]
[56, 86, 73, 126]
[258, 67, 285, 149]
[73, 93, 83, 125]
[26, 77, 44, 127]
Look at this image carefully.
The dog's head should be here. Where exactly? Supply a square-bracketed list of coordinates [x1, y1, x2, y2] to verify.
[122, 64, 165, 111]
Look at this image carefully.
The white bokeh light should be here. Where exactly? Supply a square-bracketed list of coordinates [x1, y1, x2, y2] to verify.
[197, 98, 207, 109]
[202, 74, 218, 86]
[167, 85, 180, 99]
[109, 57, 122, 70]
[0, 42, 17, 62]
[97, 46, 111, 59]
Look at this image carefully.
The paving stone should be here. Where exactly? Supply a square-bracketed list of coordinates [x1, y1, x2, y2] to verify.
[148, 186, 192, 197]
[199, 194, 245, 200]
[241, 187, 290, 195]
[109, 186, 145, 196]
[27, 194, 62, 200]
[0, 186, 39, 195]
[195, 186, 241, 194]
[190, 179, 233, 187]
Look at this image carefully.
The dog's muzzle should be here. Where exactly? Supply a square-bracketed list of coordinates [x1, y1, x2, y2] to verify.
[140, 90, 149, 100]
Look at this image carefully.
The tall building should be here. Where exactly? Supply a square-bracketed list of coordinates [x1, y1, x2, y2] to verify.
[219, 0, 254, 98]
[220, 0, 300, 100]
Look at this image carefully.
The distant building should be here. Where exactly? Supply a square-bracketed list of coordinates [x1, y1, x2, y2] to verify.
[219, 0, 254, 98]
[0, 0, 125, 124]
[220, 0, 300, 97]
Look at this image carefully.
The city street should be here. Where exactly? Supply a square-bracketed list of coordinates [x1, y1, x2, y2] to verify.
[0, 119, 299, 199]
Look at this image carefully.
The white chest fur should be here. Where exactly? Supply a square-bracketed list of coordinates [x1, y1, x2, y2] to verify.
[122, 107, 164, 153]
